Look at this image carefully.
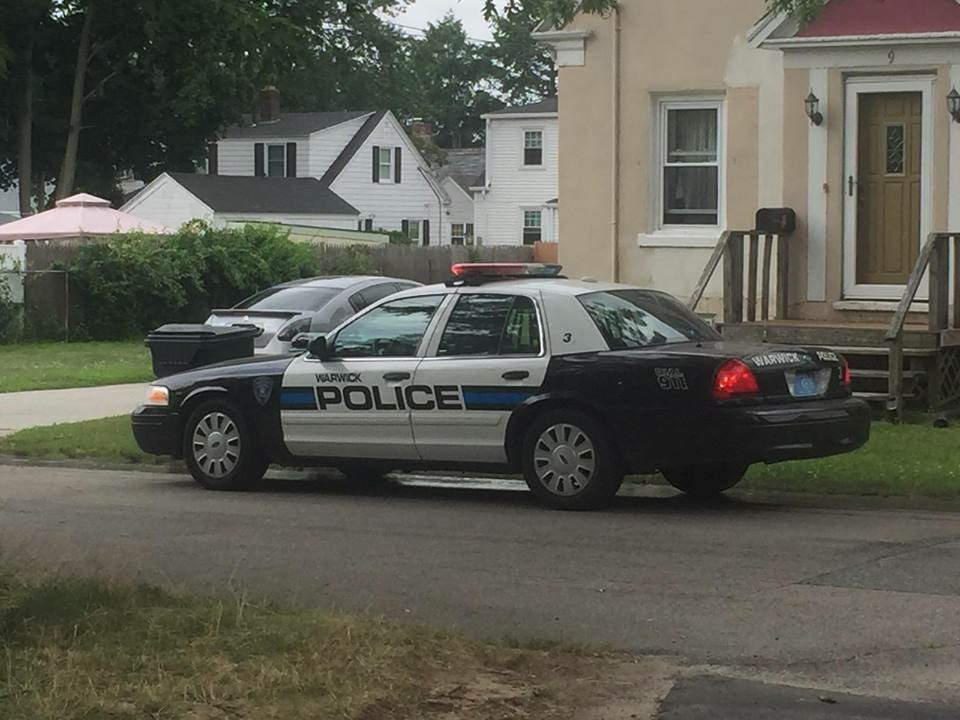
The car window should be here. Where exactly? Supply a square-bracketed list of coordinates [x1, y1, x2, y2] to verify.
[437, 294, 541, 357]
[235, 286, 339, 312]
[361, 283, 400, 306]
[333, 295, 444, 358]
[578, 290, 720, 350]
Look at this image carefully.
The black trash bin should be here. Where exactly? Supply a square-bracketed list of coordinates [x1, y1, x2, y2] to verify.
[145, 324, 260, 378]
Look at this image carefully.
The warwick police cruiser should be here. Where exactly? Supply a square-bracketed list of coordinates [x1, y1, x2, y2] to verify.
[132, 263, 870, 510]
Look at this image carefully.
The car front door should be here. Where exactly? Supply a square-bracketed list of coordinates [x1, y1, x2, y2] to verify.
[280, 294, 446, 460]
[411, 290, 549, 463]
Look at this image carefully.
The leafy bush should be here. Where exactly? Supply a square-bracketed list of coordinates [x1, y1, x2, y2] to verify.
[0, 274, 20, 343]
[67, 223, 368, 340]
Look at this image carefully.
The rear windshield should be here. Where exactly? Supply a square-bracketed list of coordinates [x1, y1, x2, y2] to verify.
[578, 290, 720, 349]
[234, 286, 340, 312]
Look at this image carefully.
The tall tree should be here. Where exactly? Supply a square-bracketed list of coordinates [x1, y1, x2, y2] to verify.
[488, 0, 556, 103]
[408, 14, 498, 148]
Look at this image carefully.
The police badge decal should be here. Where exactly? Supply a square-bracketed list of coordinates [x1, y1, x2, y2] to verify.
[253, 377, 274, 406]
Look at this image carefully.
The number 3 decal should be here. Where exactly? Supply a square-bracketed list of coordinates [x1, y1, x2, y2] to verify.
[562, 332, 573, 343]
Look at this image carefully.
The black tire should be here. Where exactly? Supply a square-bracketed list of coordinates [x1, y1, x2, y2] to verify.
[662, 463, 747, 499]
[520, 408, 623, 511]
[182, 399, 268, 491]
[337, 463, 390, 483]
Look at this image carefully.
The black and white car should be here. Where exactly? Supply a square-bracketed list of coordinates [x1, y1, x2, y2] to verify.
[132, 263, 871, 510]
[206, 276, 421, 355]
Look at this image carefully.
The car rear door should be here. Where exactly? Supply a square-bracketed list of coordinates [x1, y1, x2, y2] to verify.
[411, 289, 549, 463]
[280, 294, 446, 460]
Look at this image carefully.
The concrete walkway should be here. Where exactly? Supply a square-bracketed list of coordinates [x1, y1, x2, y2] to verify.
[0, 383, 147, 436]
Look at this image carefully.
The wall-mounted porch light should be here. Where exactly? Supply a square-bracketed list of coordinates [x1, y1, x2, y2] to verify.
[805, 91, 823, 126]
[948, 88, 960, 123]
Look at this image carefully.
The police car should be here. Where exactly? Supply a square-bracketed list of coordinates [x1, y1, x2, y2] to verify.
[131, 263, 871, 510]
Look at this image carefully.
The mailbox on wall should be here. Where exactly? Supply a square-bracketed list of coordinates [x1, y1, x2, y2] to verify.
[755, 208, 796, 235]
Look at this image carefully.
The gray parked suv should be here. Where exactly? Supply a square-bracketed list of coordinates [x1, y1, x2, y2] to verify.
[206, 276, 421, 355]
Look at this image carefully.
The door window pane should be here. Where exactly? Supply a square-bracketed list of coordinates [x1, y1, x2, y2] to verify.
[438, 295, 541, 357]
[662, 105, 720, 226]
[334, 295, 443, 358]
[886, 124, 905, 175]
[267, 144, 285, 177]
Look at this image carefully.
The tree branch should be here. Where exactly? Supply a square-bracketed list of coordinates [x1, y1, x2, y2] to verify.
[83, 71, 116, 102]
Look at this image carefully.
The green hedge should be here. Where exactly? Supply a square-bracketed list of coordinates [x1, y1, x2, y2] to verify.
[67, 222, 378, 341]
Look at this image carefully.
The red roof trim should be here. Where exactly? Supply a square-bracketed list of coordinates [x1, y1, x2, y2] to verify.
[798, 0, 960, 38]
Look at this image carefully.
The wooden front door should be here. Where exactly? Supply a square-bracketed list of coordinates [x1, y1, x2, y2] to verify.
[855, 91, 922, 286]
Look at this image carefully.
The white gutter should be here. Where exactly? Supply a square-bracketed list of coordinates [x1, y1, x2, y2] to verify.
[762, 31, 960, 49]
[610, 6, 621, 282]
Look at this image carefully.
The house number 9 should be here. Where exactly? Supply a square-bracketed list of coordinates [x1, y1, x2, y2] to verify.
[888, 50, 896, 64]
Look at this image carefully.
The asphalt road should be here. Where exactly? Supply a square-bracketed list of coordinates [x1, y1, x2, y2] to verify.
[1, 463, 959, 716]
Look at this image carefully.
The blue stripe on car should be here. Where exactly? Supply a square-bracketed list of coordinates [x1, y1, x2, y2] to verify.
[462, 389, 533, 409]
[280, 389, 317, 409]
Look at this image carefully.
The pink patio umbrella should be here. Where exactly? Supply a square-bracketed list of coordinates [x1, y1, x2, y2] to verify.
[0, 193, 171, 242]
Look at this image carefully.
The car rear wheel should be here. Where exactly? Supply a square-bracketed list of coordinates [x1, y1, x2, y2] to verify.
[521, 409, 623, 511]
[183, 400, 268, 491]
[662, 463, 747, 499]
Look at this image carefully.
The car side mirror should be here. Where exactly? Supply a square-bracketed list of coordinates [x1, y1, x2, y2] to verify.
[307, 335, 332, 360]
[290, 332, 315, 351]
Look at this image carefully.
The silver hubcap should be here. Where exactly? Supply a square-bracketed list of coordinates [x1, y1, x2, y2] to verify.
[192, 412, 241, 478]
[534, 423, 596, 496]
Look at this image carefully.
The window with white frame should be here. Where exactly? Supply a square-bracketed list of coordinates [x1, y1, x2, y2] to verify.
[523, 130, 543, 166]
[660, 101, 721, 227]
[379, 147, 393, 183]
[451, 223, 465, 246]
[267, 144, 286, 177]
[522, 210, 542, 245]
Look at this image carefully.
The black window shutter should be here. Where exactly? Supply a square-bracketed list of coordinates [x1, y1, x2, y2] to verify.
[466, 223, 474, 237]
[357, 220, 363, 231]
[364, 218, 373, 232]
[254, 143, 265, 177]
[394, 147, 402, 183]
[422, 219, 430, 246]
[372, 145, 380, 182]
[286, 142, 297, 177]
[207, 143, 219, 176]
[401, 219, 409, 237]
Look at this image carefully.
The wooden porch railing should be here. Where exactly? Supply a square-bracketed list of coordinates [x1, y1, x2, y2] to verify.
[688, 230, 789, 323]
[886, 231, 960, 421]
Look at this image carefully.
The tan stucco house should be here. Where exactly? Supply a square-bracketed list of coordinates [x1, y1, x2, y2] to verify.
[536, 0, 960, 412]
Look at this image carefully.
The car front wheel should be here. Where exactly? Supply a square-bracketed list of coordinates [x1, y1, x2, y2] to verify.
[521, 409, 623, 511]
[661, 463, 747, 499]
[183, 400, 268, 491]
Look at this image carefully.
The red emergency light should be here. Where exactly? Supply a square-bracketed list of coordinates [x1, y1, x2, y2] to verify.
[449, 262, 564, 279]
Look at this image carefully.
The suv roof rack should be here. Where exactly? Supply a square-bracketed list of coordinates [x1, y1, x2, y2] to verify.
[445, 262, 565, 287]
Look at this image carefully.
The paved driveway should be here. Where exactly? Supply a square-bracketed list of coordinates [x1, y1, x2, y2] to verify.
[1, 465, 958, 716]
[0, 383, 146, 436]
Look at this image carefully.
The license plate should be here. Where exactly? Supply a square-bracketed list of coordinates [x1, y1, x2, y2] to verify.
[792, 371, 819, 398]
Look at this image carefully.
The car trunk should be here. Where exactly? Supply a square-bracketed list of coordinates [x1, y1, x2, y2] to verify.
[652, 341, 849, 404]
[207, 309, 300, 348]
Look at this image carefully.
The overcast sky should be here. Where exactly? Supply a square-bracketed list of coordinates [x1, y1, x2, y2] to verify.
[391, 0, 506, 42]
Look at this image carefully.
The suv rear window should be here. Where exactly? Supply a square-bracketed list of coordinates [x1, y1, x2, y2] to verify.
[578, 290, 719, 350]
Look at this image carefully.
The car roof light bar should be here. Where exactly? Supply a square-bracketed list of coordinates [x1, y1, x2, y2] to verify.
[447, 263, 564, 286]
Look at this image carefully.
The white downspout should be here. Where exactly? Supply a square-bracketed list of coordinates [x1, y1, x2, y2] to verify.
[610, 6, 621, 282]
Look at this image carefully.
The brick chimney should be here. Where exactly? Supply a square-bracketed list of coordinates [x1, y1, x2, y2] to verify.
[258, 86, 281, 123]
[411, 121, 433, 141]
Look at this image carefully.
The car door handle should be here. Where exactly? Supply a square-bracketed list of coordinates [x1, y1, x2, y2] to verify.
[501, 371, 530, 381]
[383, 372, 411, 382]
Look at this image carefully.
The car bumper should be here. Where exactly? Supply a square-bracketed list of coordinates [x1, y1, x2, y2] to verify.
[723, 396, 871, 464]
[131, 406, 181, 457]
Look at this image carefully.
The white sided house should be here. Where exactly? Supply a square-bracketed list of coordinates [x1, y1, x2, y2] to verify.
[432, 148, 485, 245]
[124, 89, 449, 244]
[473, 98, 559, 246]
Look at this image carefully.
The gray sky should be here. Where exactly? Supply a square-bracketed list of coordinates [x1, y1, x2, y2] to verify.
[391, 0, 506, 42]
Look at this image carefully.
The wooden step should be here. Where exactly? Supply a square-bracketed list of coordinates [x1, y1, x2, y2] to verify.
[723, 322, 938, 350]
[850, 369, 926, 380]
[826, 346, 937, 357]
[854, 391, 889, 403]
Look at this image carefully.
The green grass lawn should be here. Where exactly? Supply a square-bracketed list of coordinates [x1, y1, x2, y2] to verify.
[2, 415, 959, 500]
[0, 573, 624, 719]
[0, 340, 152, 393]
[0, 415, 167, 465]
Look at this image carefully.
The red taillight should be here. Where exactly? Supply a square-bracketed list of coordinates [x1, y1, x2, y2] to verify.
[713, 359, 760, 400]
[842, 357, 852, 389]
